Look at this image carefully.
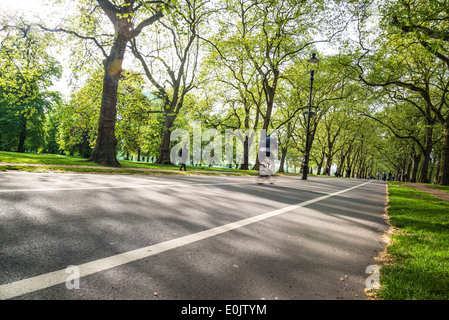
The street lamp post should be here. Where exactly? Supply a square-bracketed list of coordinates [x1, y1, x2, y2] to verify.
[302, 53, 319, 180]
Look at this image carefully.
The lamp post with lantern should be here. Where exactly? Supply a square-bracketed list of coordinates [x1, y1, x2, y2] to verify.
[302, 53, 319, 180]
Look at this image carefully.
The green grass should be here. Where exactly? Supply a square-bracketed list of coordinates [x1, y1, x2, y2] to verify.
[432, 185, 449, 193]
[379, 184, 449, 299]
[0, 164, 184, 175]
[0, 151, 101, 166]
[0, 151, 258, 176]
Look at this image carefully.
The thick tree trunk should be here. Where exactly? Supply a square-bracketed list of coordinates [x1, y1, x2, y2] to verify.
[434, 159, 441, 184]
[410, 149, 421, 183]
[237, 110, 250, 170]
[325, 152, 333, 176]
[278, 146, 287, 173]
[438, 121, 449, 185]
[417, 125, 433, 183]
[239, 137, 250, 170]
[157, 114, 176, 164]
[89, 35, 128, 167]
[336, 153, 345, 176]
[428, 156, 436, 183]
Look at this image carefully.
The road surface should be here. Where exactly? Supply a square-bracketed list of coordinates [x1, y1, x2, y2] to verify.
[0, 172, 388, 300]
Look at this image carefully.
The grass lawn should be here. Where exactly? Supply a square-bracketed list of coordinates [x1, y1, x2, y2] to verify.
[432, 185, 449, 193]
[0, 151, 101, 166]
[379, 184, 449, 299]
[0, 151, 257, 175]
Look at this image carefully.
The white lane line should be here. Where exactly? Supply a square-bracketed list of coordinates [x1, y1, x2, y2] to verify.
[0, 180, 372, 300]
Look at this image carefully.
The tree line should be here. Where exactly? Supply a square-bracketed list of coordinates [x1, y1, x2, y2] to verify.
[1, 0, 448, 184]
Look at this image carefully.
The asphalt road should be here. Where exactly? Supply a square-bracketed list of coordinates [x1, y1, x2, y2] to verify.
[0, 172, 388, 300]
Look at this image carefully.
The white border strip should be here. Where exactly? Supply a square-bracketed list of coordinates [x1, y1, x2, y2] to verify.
[0, 180, 372, 300]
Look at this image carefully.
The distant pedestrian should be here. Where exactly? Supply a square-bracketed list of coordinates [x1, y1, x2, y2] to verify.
[377, 172, 380, 180]
[382, 171, 386, 181]
[180, 145, 188, 171]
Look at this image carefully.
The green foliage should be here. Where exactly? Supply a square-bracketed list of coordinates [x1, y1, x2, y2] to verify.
[0, 0, 447, 179]
[56, 68, 164, 159]
[0, 21, 62, 152]
[57, 70, 102, 157]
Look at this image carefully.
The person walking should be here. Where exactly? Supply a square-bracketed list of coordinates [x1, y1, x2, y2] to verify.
[180, 145, 188, 171]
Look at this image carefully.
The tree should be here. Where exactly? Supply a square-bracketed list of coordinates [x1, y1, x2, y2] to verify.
[115, 71, 159, 160]
[343, 0, 449, 184]
[282, 54, 356, 174]
[0, 21, 61, 152]
[201, 6, 265, 169]
[362, 88, 441, 183]
[58, 70, 103, 157]
[130, 0, 209, 164]
[385, 0, 449, 184]
[30, 0, 166, 166]
[205, 0, 348, 169]
[58, 69, 155, 158]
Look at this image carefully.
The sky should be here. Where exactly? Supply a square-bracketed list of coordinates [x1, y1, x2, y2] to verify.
[0, 0, 55, 20]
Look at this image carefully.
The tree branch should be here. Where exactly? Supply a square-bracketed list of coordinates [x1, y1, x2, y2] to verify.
[32, 24, 109, 58]
[130, 38, 169, 104]
[361, 112, 425, 151]
[129, 10, 164, 38]
[96, 0, 120, 24]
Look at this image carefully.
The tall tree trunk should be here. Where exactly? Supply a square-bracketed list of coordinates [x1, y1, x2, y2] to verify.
[278, 146, 288, 173]
[87, 2, 163, 166]
[240, 109, 251, 170]
[254, 71, 278, 171]
[337, 152, 346, 176]
[89, 34, 128, 167]
[434, 159, 441, 184]
[417, 124, 433, 183]
[428, 156, 436, 183]
[240, 137, 250, 170]
[405, 157, 412, 180]
[438, 121, 449, 185]
[410, 151, 421, 182]
[158, 114, 176, 164]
